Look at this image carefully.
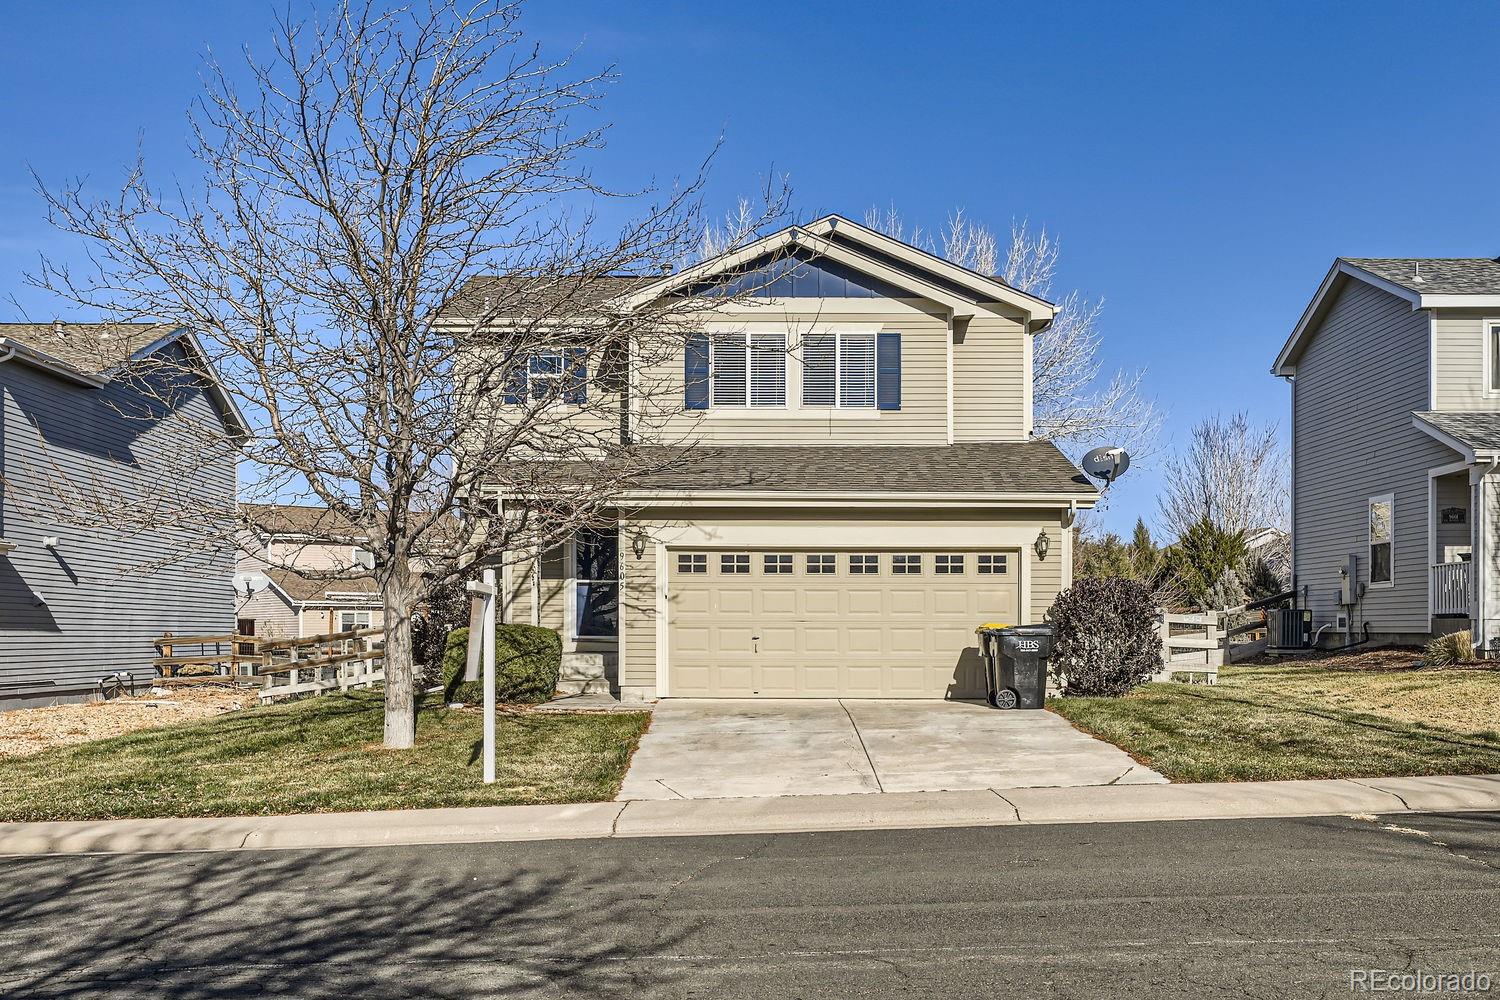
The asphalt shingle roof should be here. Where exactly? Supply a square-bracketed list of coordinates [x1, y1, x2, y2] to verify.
[0, 322, 176, 375]
[1343, 258, 1500, 296]
[583, 442, 1096, 495]
[1414, 411, 1500, 453]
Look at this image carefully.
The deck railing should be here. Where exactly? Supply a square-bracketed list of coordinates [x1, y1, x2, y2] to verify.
[1431, 561, 1472, 617]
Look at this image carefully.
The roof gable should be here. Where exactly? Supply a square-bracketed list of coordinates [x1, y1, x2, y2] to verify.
[619, 218, 1057, 325]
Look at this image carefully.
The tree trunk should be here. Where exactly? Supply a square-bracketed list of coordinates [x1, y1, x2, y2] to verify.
[382, 563, 420, 750]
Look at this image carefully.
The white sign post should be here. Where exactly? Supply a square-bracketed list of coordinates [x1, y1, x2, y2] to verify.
[465, 568, 499, 784]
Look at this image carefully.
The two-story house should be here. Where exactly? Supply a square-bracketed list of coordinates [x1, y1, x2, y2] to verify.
[0, 322, 244, 707]
[234, 504, 384, 644]
[1275, 258, 1500, 650]
[463, 216, 1099, 701]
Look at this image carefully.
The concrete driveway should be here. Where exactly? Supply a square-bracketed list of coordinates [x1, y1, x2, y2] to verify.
[617, 699, 1166, 801]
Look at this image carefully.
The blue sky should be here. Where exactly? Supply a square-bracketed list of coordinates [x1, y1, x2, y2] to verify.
[2, 1, 1498, 533]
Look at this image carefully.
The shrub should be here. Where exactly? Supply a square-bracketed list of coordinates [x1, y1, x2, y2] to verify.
[441, 623, 562, 705]
[1049, 577, 1161, 697]
[1424, 630, 1475, 667]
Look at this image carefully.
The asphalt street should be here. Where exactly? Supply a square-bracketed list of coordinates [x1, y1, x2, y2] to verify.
[1, 811, 1497, 999]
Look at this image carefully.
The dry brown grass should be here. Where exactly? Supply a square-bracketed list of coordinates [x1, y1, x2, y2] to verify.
[0, 687, 255, 758]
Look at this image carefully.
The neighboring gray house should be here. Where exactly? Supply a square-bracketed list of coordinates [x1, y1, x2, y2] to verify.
[1274, 258, 1500, 649]
[0, 322, 245, 707]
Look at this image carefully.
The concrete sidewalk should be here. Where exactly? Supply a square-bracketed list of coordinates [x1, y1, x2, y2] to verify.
[2, 773, 1498, 856]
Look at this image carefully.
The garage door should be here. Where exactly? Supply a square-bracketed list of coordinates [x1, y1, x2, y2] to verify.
[667, 548, 1020, 698]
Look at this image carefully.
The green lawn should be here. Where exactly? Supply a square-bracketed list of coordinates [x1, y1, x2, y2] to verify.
[1049, 654, 1500, 783]
[0, 692, 651, 822]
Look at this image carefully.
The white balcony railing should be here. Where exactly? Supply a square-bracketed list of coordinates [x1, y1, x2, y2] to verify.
[1431, 561, 1472, 617]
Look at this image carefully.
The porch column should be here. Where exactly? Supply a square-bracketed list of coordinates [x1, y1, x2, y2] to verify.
[1474, 468, 1500, 652]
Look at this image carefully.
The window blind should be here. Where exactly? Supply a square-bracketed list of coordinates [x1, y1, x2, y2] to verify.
[711, 332, 747, 406]
[750, 332, 787, 406]
[802, 333, 836, 406]
[839, 333, 877, 407]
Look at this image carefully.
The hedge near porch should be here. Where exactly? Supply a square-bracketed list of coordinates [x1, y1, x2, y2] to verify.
[442, 624, 562, 705]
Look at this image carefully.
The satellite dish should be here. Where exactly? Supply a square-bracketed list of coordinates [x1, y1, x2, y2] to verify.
[232, 571, 270, 596]
[1082, 446, 1131, 487]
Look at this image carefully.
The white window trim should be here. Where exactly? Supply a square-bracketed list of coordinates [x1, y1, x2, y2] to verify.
[709, 332, 787, 409]
[1368, 492, 1395, 590]
[1482, 318, 1500, 397]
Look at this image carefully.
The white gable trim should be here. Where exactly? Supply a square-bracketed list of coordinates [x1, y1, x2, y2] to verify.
[803, 215, 1057, 323]
[619, 225, 985, 320]
[1276, 259, 1500, 376]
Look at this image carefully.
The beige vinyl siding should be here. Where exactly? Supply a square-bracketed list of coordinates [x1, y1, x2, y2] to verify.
[237, 588, 299, 641]
[952, 316, 1028, 442]
[265, 540, 364, 572]
[297, 605, 383, 637]
[1431, 309, 1496, 409]
[537, 545, 567, 634]
[1292, 279, 1457, 634]
[634, 303, 952, 446]
[617, 507, 1070, 697]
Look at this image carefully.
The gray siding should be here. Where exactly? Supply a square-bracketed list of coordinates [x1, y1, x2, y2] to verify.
[0, 349, 236, 703]
[1292, 279, 1457, 635]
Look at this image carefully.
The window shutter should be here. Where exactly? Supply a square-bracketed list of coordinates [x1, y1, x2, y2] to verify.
[502, 350, 526, 404]
[684, 333, 709, 410]
[563, 347, 587, 404]
[877, 331, 902, 411]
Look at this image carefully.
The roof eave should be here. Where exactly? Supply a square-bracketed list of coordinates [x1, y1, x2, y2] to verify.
[0, 337, 111, 387]
[1274, 260, 1428, 376]
[1411, 412, 1500, 464]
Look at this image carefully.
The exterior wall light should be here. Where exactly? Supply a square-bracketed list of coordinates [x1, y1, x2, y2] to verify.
[1034, 529, 1051, 561]
[631, 531, 647, 560]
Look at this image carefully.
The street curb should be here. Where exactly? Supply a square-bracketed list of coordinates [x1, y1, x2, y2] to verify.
[2, 774, 1498, 857]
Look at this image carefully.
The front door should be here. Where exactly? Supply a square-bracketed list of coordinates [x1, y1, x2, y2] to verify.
[575, 529, 619, 637]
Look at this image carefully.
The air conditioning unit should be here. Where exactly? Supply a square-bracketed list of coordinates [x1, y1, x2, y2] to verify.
[1269, 608, 1313, 650]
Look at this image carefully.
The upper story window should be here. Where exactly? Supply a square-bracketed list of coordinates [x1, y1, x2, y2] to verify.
[1488, 321, 1500, 393]
[503, 347, 586, 405]
[803, 332, 877, 408]
[1368, 494, 1394, 587]
[710, 332, 786, 407]
[685, 331, 899, 411]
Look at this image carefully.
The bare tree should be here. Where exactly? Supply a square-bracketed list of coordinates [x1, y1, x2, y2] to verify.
[1158, 411, 1288, 539]
[27, 0, 786, 748]
[863, 205, 1159, 454]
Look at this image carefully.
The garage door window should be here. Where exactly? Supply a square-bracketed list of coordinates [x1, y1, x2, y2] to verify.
[849, 554, 879, 574]
[763, 553, 793, 574]
[806, 553, 835, 574]
[677, 553, 707, 574]
[721, 553, 750, 574]
[978, 554, 1008, 574]
[935, 554, 965, 574]
[892, 554, 922, 574]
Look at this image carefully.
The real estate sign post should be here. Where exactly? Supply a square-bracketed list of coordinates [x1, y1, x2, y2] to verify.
[465, 571, 499, 784]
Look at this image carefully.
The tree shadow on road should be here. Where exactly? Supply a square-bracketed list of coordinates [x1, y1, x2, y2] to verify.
[0, 841, 691, 999]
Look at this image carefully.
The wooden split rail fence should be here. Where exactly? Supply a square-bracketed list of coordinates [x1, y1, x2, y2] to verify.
[1153, 590, 1295, 684]
[154, 626, 386, 701]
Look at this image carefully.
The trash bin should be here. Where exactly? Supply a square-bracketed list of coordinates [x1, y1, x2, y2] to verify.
[976, 623, 1053, 709]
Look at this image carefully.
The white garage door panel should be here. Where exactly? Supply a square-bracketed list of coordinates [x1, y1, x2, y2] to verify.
[667, 548, 1020, 699]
